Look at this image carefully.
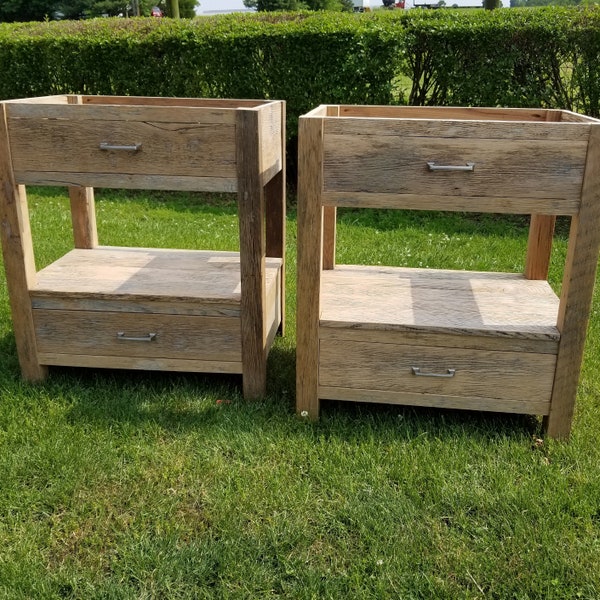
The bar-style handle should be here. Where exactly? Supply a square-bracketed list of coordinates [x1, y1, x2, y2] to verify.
[427, 161, 475, 172]
[117, 332, 157, 342]
[411, 366, 456, 378]
[99, 142, 142, 152]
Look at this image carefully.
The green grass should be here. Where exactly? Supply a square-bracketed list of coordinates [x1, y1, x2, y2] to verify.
[1, 188, 599, 599]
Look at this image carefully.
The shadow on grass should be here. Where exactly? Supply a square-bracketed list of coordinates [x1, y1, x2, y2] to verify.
[1, 328, 540, 445]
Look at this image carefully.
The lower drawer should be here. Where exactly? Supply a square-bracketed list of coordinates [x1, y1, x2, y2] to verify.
[318, 339, 556, 414]
[33, 309, 242, 364]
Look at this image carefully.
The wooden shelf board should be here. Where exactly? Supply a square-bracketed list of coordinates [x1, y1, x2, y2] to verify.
[31, 246, 282, 306]
[320, 265, 560, 341]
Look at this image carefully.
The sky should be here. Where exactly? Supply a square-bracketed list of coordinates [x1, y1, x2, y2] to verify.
[196, 0, 252, 13]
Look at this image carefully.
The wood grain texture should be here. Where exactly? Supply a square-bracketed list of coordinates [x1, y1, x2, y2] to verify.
[296, 115, 324, 419]
[323, 133, 586, 206]
[69, 186, 98, 249]
[547, 124, 600, 439]
[525, 214, 556, 280]
[37, 353, 243, 374]
[237, 108, 268, 399]
[0, 106, 47, 380]
[31, 247, 282, 307]
[320, 266, 560, 340]
[34, 309, 242, 362]
[317, 386, 550, 415]
[322, 206, 336, 270]
[319, 339, 555, 405]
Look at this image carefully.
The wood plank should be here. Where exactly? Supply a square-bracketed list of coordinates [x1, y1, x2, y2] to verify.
[319, 339, 556, 405]
[318, 386, 550, 416]
[525, 214, 556, 280]
[32, 247, 282, 305]
[259, 101, 283, 187]
[326, 115, 593, 140]
[322, 191, 579, 215]
[323, 134, 586, 204]
[264, 103, 286, 335]
[38, 353, 243, 374]
[337, 105, 557, 123]
[322, 206, 336, 270]
[79, 95, 269, 109]
[8, 117, 237, 179]
[0, 105, 47, 380]
[34, 309, 242, 362]
[14, 172, 238, 193]
[319, 326, 560, 355]
[6, 102, 239, 124]
[296, 114, 325, 419]
[320, 266, 560, 340]
[547, 124, 600, 439]
[69, 186, 98, 249]
[237, 108, 267, 399]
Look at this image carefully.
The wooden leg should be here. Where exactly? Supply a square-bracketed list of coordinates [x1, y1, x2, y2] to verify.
[237, 109, 267, 399]
[69, 186, 98, 249]
[265, 170, 286, 336]
[0, 182, 47, 381]
[296, 115, 324, 420]
[525, 214, 556, 280]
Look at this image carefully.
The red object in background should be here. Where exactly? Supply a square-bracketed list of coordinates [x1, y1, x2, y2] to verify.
[150, 6, 163, 16]
[395, 0, 405, 6]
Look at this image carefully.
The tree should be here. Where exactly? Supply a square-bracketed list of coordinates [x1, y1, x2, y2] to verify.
[243, 0, 351, 9]
[0, 0, 196, 20]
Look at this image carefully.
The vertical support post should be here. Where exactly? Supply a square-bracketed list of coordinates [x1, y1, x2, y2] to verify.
[265, 101, 286, 335]
[67, 95, 98, 249]
[322, 206, 336, 270]
[322, 105, 339, 272]
[546, 125, 600, 439]
[237, 108, 267, 399]
[69, 186, 98, 249]
[296, 115, 324, 420]
[0, 104, 47, 380]
[525, 214, 556, 280]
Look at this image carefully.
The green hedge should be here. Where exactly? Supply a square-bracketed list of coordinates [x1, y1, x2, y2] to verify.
[1, 8, 600, 154]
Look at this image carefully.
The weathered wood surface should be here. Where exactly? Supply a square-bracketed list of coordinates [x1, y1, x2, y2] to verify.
[547, 124, 600, 439]
[37, 353, 243, 374]
[336, 104, 598, 123]
[319, 340, 555, 406]
[69, 186, 98, 249]
[317, 387, 551, 415]
[32, 247, 282, 306]
[525, 214, 556, 280]
[237, 108, 268, 399]
[34, 309, 242, 361]
[320, 266, 560, 340]
[323, 134, 586, 210]
[296, 115, 324, 419]
[0, 106, 47, 380]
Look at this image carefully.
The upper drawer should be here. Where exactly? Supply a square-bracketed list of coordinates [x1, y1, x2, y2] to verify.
[4, 97, 283, 192]
[321, 117, 592, 214]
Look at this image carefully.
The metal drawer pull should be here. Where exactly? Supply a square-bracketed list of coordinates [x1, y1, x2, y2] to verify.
[117, 332, 157, 342]
[99, 142, 142, 152]
[411, 367, 456, 378]
[427, 161, 475, 172]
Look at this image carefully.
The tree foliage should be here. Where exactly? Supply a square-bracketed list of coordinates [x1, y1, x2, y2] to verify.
[0, 0, 197, 21]
[243, 0, 352, 10]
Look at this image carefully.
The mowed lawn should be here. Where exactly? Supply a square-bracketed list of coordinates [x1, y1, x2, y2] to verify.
[0, 187, 599, 599]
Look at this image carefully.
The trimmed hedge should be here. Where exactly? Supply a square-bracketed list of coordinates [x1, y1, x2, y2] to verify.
[1, 8, 600, 157]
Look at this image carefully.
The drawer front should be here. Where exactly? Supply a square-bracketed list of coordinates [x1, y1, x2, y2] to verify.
[7, 104, 237, 185]
[322, 120, 589, 211]
[319, 339, 556, 406]
[34, 309, 242, 362]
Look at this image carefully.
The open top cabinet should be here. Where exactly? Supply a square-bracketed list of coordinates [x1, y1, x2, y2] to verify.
[0, 95, 286, 399]
[296, 104, 600, 438]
